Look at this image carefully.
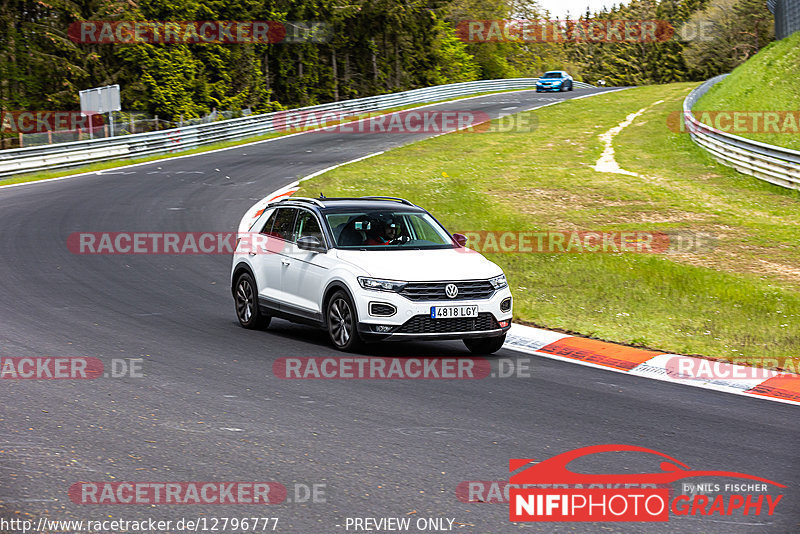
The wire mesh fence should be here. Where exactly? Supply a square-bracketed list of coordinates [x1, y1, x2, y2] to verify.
[768, 0, 800, 40]
[1, 109, 254, 149]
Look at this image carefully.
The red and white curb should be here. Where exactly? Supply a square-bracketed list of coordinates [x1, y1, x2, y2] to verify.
[506, 324, 800, 406]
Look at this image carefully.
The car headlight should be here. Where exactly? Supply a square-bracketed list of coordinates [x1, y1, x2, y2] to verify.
[358, 277, 407, 292]
[489, 274, 508, 290]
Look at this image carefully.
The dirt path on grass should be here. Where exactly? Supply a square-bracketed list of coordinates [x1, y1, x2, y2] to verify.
[592, 100, 664, 176]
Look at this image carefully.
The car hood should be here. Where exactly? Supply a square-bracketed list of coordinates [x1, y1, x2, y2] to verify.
[334, 247, 503, 281]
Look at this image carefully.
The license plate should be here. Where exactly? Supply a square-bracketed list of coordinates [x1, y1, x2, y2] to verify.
[431, 305, 478, 318]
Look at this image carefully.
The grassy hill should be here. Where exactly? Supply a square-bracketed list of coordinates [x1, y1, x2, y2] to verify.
[695, 32, 800, 150]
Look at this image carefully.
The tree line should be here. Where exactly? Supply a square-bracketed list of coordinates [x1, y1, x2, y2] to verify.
[0, 0, 776, 122]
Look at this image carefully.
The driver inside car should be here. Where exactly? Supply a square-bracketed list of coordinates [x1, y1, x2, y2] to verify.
[384, 221, 399, 242]
[366, 219, 402, 245]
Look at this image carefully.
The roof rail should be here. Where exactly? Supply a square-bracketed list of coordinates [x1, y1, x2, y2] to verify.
[358, 196, 416, 206]
[302, 196, 417, 206]
[272, 196, 325, 207]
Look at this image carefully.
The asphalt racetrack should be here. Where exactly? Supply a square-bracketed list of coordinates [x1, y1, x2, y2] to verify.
[1, 88, 797, 533]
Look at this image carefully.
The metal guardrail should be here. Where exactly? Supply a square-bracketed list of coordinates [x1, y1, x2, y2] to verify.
[0, 78, 594, 178]
[683, 74, 800, 190]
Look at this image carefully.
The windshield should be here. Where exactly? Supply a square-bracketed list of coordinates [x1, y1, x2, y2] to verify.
[542, 72, 563, 79]
[325, 210, 454, 249]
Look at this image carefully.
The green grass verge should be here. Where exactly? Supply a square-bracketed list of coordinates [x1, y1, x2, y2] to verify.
[298, 83, 800, 370]
[0, 87, 535, 187]
[695, 32, 800, 150]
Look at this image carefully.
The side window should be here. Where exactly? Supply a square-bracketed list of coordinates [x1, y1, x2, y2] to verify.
[260, 209, 279, 235]
[269, 208, 298, 242]
[408, 215, 429, 241]
[325, 214, 352, 244]
[294, 210, 324, 243]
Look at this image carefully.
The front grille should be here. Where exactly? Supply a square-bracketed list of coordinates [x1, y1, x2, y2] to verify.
[399, 280, 495, 301]
[396, 313, 499, 334]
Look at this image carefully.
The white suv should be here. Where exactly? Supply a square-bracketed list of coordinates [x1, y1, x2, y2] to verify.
[230, 196, 512, 353]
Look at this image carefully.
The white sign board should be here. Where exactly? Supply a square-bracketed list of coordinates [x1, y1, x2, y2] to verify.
[79, 85, 121, 115]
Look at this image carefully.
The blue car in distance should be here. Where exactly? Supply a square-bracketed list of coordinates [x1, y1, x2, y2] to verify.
[536, 71, 574, 92]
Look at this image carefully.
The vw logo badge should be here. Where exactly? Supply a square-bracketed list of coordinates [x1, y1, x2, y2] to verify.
[445, 283, 458, 299]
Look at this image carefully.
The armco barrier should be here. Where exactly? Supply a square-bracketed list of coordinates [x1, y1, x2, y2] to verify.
[0, 78, 594, 178]
[683, 75, 800, 190]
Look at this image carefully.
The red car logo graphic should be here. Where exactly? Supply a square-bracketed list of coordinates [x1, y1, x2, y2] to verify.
[510, 444, 785, 487]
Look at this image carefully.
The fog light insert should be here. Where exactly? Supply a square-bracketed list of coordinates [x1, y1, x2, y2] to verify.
[500, 297, 512, 312]
[499, 320, 510, 328]
[374, 325, 393, 333]
[369, 302, 397, 317]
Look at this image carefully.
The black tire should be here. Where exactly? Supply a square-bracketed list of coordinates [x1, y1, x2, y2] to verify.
[463, 333, 506, 355]
[569, 82, 574, 91]
[326, 290, 362, 351]
[234, 272, 270, 329]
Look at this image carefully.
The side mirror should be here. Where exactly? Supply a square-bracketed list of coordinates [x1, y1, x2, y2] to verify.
[452, 233, 468, 247]
[296, 235, 326, 253]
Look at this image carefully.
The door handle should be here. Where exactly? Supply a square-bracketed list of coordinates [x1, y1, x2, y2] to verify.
[281, 259, 290, 266]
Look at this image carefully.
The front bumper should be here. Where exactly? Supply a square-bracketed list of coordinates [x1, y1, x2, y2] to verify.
[536, 84, 563, 92]
[362, 315, 510, 341]
[353, 286, 513, 342]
